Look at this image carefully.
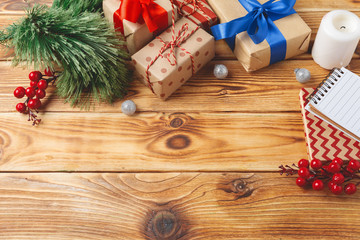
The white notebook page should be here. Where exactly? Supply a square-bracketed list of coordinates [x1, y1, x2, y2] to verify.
[308, 67, 360, 138]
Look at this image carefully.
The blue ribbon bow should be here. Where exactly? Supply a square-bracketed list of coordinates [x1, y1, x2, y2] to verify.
[211, 0, 296, 65]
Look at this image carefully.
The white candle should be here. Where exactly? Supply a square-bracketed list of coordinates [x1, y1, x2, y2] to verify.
[312, 10, 360, 69]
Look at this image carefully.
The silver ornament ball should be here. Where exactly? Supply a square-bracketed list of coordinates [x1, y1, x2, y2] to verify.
[121, 100, 136, 116]
[294, 68, 311, 83]
[214, 64, 228, 79]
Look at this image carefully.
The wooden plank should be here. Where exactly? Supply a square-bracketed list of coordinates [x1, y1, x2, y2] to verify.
[0, 111, 307, 172]
[2, 59, 360, 113]
[0, 0, 52, 14]
[0, 0, 360, 14]
[0, 172, 359, 239]
[295, 0, 360, 10]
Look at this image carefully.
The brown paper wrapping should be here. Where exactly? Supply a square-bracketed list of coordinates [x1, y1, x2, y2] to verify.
[103, 0, 177, 55]
[207, 0, 312, 72]
[131, 18, 215, 100]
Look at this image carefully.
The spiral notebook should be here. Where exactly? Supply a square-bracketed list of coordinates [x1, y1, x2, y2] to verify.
[300, 88, 360, 161]
[305, 67, 360, 142]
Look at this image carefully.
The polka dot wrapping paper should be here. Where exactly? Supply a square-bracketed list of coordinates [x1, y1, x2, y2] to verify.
[131, 18, 215, 100]
[103, 0, 179, 55]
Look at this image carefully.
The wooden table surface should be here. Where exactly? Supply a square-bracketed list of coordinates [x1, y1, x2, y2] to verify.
[1, 0, 360, 239]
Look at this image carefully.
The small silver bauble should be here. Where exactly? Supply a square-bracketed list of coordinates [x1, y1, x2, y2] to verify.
[294, 68, 311, 83]
[214, 64, 228, 79]
[121, 100, 136, 116]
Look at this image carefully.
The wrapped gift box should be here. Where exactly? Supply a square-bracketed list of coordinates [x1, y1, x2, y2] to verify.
[131, 18, 215, 100]
[208, 0, 311, 72]
[103, 0, 178, 55]
[172, 0, 218, 30]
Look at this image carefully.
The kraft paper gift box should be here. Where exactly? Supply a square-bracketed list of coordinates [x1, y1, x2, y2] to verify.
[131, 18, 215, 100]
[171, 0, 218, 30]
[208, 0, 312, 72]
[103, 0, 178, 55]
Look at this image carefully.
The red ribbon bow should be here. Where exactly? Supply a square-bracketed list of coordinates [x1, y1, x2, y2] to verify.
[113, 0, 169, 35]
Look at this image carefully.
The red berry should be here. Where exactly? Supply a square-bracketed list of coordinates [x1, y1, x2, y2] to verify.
[332, 173, 345, 184]
[344, 183, 357, 195]
[346, 166, 355, 173]
[348, 160, 360, 171]
[332, 157, 344, 167]
[25, 87, 36, 98]
[27, 99, 37, 109]
[44, 67, 54, 76]
[328, 180, 336, 189]
[328, 162, 341, 173]
[312, 179, 324, 191]
[298, 167, 310, 178]
[14, 87, 26, 98]
[310, 159, 322, 170]
[34, 98, 41, 109]
[298, 159, 309, 168]
[36, 89, 46, 99]
[37, 80, 48, 90]
[29, 71, 42, 82]
[16, 103, 26, 113]
[330, 184, 343, 195]
[30, 80, 38, 88]
[296, 177, 306, 187]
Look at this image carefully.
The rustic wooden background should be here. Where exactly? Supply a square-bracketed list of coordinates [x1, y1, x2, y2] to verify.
[0, 0, 360, 239]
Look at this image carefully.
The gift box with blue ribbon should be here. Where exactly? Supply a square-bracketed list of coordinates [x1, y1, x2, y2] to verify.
[208, 0, 311, 72]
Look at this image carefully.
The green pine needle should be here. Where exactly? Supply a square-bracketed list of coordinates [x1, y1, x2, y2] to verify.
[51, 0, 103, 14]
[0, 4, 131, 107]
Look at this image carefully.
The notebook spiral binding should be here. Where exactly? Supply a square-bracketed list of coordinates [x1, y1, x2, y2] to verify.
[307, 68, 345, 104]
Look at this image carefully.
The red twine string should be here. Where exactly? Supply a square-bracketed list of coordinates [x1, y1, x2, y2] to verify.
[172, 0, 211, 22]
[176, 0, 202, 16]
[145, 3, 199, 93]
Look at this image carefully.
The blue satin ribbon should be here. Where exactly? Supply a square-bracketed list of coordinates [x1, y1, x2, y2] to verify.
[211, 0, 296, 65]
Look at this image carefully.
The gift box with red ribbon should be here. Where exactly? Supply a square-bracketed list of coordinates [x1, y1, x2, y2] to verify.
[171, 0, 218, 31]
[131, 18, 215, 100]
[103, 0, 178, 55]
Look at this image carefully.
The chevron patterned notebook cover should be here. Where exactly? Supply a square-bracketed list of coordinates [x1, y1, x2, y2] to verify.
[300, 88, 360, 161]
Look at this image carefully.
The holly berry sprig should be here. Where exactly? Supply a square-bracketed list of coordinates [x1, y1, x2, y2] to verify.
[14, 68, 60, 125]
[279, 158, 360, 195]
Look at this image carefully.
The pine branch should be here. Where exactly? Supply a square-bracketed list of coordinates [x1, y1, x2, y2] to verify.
[51, 0, 103, 15]
[1, 5, 131, 107]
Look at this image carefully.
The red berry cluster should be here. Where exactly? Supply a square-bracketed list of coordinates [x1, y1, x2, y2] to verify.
[14, 68, 58, 125]
[279, 158, 360, 195]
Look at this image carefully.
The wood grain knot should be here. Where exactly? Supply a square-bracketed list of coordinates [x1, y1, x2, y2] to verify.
[220, 89, 228, 95]
[230, 179, 254, 198]
[167, 113, 192, 129]
[219, 178, 254, 199]
[169, 118, 184, 128]
[166, 135, 191, 150]
[146, 210, 184, 240]
[232, 179, 247, 193]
